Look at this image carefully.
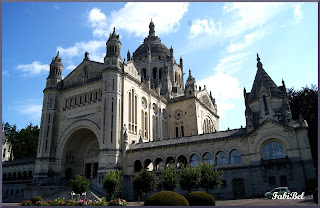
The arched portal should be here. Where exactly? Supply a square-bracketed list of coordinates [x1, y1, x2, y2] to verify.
[60, 128, 100, 180]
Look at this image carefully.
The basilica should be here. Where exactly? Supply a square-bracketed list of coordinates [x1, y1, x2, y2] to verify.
[2, 20, 315, 201]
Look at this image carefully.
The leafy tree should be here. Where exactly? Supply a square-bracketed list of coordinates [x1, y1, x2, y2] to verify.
[200, 163, 223, 193]
[70, 175, 90, 194]
[160, 166, 179, 191]
[132, 169, 159, 201]
[3, 122, 39, 159]
[102, 170, 123, 200]
[179, 164, 201, 193]
[287, 85, 318, 170]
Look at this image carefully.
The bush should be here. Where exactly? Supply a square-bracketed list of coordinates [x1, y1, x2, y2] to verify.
[102, 170, 123, 200]
[144, 191, 189, 206]
[107, 198, 127, 206]
[185, 191, 216, 206]
[313, 188, 318, 204]
[70, 175, 90, 194]
[30, 196, 43, 204]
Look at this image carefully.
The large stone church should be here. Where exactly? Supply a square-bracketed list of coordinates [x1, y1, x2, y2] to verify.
[2, 20, 315, 201]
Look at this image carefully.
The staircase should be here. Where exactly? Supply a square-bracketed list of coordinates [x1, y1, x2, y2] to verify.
[42, 187, 101, 201]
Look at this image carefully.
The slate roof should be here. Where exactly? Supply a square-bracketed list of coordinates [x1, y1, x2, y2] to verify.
[247, 55, 282, 103]
[128, 128, 247, 152]
[2, 158, 36, 166]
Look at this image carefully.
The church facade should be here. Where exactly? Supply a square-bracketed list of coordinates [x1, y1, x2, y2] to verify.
[3, 20, 315, 201]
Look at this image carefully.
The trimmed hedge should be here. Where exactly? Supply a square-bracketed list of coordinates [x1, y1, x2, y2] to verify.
[144, 191, 189, 206]
[185, 191, 216, 206]
[30, 196, 43, 204]
[314, 188, 318, 204]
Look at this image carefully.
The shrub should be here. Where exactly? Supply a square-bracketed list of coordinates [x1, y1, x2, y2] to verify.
[107, 198, 127, 206]
[185, 191, 216, 206]
[30, 196, 43, 204]
[70, 175, 90, 194]
[161, 166, 179, 191]
[144, 191, 189, 206]
[19, 200, 32, 206]
[313, 188, 318, 204]
[102, 170, 123, 200]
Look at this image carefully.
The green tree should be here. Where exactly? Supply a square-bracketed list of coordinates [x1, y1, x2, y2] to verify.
[132, 169, 159, 201]
[200, 163, 223, 193]
[3, 122, 39, 159]
[179, 164, 201, 193]
[160, 166, 179, 191]
[287, 85, 318, 170]
[70, 175, 90, 194]
[102, 170, 123, 200]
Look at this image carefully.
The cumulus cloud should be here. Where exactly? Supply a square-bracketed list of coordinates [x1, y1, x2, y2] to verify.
[16, 61, 49, 76]
[66, 64, 76, 71]
[198, 72, 242, 118]
[57, 40, 105, 63]
[88, 8, 108, 38]
[188, 18, 221, 39]
[88, 3, 189, 38]
[2, 70, 9, 77]
[292, 3, 303, 23]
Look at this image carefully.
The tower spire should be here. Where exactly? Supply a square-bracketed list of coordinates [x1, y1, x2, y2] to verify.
[149, 19, 155, 37]
[257, 53, 263, 69]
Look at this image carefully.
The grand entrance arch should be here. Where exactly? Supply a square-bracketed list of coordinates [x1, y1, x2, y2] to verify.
[56, 121, 101, 181]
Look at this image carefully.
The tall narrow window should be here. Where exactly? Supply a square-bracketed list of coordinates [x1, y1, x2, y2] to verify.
[129, 92, 131, 131]
[112, 79, 115, 91]
[263, 95, 269, 115]
[181, 126, 184, 137]
[132, 89, 134, 131]
[145, 112, 148, 139]
[135, 96, 137, 132]
[141, 110, 144, 137]
[176, 127, 179, 138]
[48, 114, 51, 123]
[111, 98, 114, 112]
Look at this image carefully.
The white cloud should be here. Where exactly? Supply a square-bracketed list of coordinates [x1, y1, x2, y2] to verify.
[17, 61, 49, 76]
[223, 2, 285, 38]
[57, 40, 105, 63]
[13, 100, 42, 125]
[188, 18, 221, 39]
[66, 64, 76, 71]
[227, 30, 265, 53]
[2, 70, 9, 77]
[88, 8, 108, 38]
[292, 3, 303, 23]
[198, 72, 242, 118]
[88, 3, 189, 39]
[214, 52, 249, 73]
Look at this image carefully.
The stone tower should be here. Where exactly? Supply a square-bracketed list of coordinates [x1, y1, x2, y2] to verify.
[100, 27, 123, 175]
[244, 54, 293, 132]
[34, 52, 63, 183]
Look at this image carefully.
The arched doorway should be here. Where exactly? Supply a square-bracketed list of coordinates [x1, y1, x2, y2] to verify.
[61, 128, 99, 180]
[232, 178, 245, 199]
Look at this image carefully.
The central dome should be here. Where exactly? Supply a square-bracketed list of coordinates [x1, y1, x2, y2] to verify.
[133, 20, 170, 61]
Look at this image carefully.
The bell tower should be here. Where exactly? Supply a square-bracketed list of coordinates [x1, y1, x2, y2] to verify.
[104, 27, 122, 69]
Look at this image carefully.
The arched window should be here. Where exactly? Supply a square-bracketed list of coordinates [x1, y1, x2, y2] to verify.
[144, 159, 153, 171]
[216, 151, 228, 165]
[141, 68, 147, 80]
[263, 142, 285, 160]
[153, 67, 157, 79]
[166, 156, 175, 168]
[154, 158, 164, 171]
[203, 152, 214, 164]
[230, 150, 242, 164]
[203, 117, 214, 133]
[134, 160, 143, 172]
[177, 155, 188, 168]
[190, 154, 200, 167]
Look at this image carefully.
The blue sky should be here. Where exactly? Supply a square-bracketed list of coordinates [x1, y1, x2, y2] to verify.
[2, 2, 318, 131]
